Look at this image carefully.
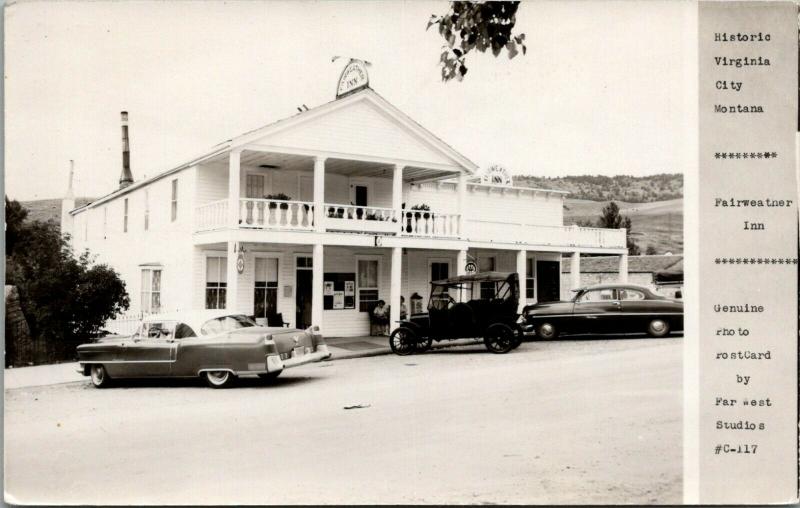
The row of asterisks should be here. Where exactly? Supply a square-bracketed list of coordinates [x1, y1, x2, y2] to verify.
[714, 152, 778, 159]
[715, 258, 798, 264]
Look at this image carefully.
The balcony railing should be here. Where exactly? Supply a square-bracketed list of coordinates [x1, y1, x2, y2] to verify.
[464, 220, 627, 249]
[240, 198, 315, 230]
[400, 210, 460, 238]
[194, 201, 626, 250]
[195, 199, 228, 232]
[323, 204, 398, 234]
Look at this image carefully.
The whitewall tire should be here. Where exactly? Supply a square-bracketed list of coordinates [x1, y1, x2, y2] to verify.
[204, 370, 236, 388]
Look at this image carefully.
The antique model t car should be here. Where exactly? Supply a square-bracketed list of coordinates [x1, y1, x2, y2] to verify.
[77, 310, 331, 388]
[389, 271, 523, 355]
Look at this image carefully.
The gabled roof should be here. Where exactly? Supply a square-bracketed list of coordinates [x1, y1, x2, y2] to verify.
[229, 87, 478, 172]
[73, 87, 478, 213]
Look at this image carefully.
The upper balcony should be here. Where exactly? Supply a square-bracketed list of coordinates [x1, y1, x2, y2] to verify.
[194, 197, 626, 250]
[195, 198, 462, 239]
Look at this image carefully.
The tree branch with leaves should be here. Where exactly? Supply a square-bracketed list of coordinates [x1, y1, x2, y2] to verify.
[428, 1, 527, 82]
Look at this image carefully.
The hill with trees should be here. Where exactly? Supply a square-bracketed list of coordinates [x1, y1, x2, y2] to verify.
[513, 173, 682, 203]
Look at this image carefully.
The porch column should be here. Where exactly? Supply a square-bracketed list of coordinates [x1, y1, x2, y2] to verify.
[516, 250, 527, 313]
[390, 246, 402, 330]
[312, 243, 324, 330]
[570, 251, 581, 292]
[456, 249, 468, 276]
[225, 241, 239, 311]
[457, 172, 467, 237]
[228, 150, 241, 227]
[619, 253, 629, 283]
[313, 156, 326, 232]
[392, 164, 404, 223]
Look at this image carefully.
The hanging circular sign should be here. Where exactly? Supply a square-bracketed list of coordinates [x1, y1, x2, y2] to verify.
[465, 261, 478, 274]
[336, 59, 369, 98]
[236, 252, 245, 274]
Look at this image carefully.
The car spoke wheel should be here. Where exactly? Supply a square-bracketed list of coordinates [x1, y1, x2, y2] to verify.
[414, 336, 433, 353]
[258, 371, 282, 381]
[204, 370, 236, 388]
[647, 319, 670, 338]
[484, 324, 516, 354]
[537, 322, 558, 340]
[389, 328, 417, 356]
[90, 364, 111, 388]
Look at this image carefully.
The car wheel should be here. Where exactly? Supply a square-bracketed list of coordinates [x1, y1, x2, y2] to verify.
[484, 324, 516, 354]
[414, 336, 433, 353]
[389, 327, 417, 356]
[89, 364, 111, 388]
[258, 371, 282, 380]
[204, 370, 236, 388]
[536, 322, 559, 340]
[647, 319, 670, 338]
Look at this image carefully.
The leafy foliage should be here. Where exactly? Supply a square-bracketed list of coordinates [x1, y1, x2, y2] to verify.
[514, 173, 683, 203]
[595, 201, 641, 256]
[428, 1, 526, 82]
[5, 197, 130, 352]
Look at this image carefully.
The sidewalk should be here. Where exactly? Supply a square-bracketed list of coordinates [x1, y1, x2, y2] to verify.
[4, 335, 484, 390]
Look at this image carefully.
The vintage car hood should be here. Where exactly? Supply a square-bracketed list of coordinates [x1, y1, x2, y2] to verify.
[524, 301, 575, 315]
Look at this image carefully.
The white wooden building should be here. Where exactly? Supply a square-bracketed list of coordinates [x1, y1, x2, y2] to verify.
[62, 74, 628, 337]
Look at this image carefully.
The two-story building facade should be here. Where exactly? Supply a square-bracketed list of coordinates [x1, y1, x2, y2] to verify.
[62, 85, 628, 337]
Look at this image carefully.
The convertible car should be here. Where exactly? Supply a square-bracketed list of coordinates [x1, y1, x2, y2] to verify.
[523, 283, 683, 339]
[77, 310, 331, 388]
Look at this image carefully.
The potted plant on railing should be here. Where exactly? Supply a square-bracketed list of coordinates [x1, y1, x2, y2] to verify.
[264, 193, 291, 210]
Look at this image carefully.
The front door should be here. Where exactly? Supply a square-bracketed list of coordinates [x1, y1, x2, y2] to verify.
[536, 261, 561, 302]
[354, 185, 368, 207]
[296, 269, 313, 329]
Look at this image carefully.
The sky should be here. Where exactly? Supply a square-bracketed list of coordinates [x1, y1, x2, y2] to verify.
[4, 0, 693, 201]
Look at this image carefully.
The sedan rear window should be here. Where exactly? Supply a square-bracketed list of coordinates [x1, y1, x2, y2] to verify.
[200, 315, 257, 335]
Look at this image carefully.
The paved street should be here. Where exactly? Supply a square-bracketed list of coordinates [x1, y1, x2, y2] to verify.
[5, 336, 682, 505]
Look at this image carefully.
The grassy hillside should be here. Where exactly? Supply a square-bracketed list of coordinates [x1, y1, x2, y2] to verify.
[564, 198, 683, 254]
[514, 174, 682, 203]
[18, 198, 93, 226]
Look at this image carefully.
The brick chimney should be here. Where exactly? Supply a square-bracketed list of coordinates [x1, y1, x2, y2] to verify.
[119, 111, 133, 188]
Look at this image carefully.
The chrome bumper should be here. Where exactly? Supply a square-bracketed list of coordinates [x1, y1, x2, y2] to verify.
[267, 345, 331, 372]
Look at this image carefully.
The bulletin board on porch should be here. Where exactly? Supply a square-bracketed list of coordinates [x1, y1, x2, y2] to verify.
[323, 273, 356, 310]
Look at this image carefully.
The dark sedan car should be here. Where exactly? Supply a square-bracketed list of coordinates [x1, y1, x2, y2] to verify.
[523, 283, 683, 339]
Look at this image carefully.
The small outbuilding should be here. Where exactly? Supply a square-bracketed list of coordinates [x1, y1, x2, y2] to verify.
[561, 254, 683, 300]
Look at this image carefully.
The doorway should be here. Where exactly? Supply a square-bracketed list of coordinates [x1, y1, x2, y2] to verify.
[536, 261, 561, 303]
[296, 256, 313, 329]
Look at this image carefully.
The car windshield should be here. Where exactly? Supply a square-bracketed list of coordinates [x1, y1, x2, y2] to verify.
[200, 314, 257, 335]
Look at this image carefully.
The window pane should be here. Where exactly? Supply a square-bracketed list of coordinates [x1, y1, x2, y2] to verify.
[358, 289, 379, 312]
[219, 258, 227, 283]
[255, 258, 266, 283]
[579, 289, 616, 302]
[358, 260, 378, 287]
[265, 258, 278, 282]
[152, 270, 161, 292]
[151, 292, 161, 312]
[141, 269, 151, 292]
[206, 257, 219, 283]
[479, 256, 495, 272]
[254, 288, 267, 318]
[431, 262, 449, 282]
